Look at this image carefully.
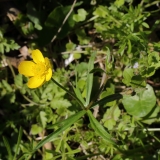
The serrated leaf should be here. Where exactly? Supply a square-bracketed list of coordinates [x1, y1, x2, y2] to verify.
[41, 82, 54, 99]
[39, 111, 47, 128]
[50, 98, 71, 109]
[87, 110, 115, 145]
[2, 80, 12, 92]
[14, 74, 23, 88]
[30, 91, 40, 103]
[122, 84, 156, 117]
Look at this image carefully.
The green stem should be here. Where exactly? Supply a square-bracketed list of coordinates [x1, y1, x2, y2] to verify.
[51, 78, 84, 109]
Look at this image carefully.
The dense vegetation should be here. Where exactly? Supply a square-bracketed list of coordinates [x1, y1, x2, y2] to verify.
[1, 0, 160, 159]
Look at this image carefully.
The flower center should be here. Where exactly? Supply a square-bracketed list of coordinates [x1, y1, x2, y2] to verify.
[33, 62, 48, 77]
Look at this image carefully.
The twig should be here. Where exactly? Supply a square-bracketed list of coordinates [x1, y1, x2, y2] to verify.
[51, 0, 77, 43]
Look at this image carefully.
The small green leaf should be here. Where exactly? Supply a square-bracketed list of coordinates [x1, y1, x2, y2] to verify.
[31, 124, 43, 135]
[114, 0, 125, 7]
[104, 119, 116, 130]
[142, 22, 150, 28]
[73, 53, 81, 59]
[73, 9, 88, 22]
[75, 29, 91, 45]
[66, 42, 76, 51]
[122, 68, 133, 86]
[93, 5, 108, 18]
[50, 98, 71, 109]
[87, 110, 115, 145]
[2, 80, 12, 92]
[39, 111, 47, 128]
[14, 74, 23, 88]
[30, 91, 40, 103]
[122, 84, 156, 117]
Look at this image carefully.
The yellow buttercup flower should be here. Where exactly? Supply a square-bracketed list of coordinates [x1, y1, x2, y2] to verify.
[18, 49, 52, 88]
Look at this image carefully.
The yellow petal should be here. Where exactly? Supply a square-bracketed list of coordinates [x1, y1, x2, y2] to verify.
[31, 49, 45, 63]
[27, 75, 45, 88]
[45, 57, 53, 69]
[18, 61, 35, 77]
[46, 68, 52, 81]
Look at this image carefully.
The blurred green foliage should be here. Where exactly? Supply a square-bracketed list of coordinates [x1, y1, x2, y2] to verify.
[1, 0, 160, 159]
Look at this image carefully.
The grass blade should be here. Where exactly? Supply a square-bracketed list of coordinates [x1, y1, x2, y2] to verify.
[91, 93, 123, 108]
[13, 126, 23, 160]
[34, 110, 86, 150]
[85, 52, 96, 106]
[3, 136, 13, 160]
[87, 110, 115, 145]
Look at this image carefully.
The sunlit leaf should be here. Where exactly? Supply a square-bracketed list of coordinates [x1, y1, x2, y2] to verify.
[122, 84, 156, 117]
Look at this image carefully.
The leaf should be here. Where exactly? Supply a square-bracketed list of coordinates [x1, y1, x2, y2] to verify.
[73, 9, 88, 22]
[14, 74, 23, 88]
[142, 105, 160, 124]
[72, 85, 85, 105]
[34, 110, 86, 150]
[131, 75, 146, 87]
[93, 5, 108, 18]
[104, 119, 116, 130]
[3, 137, 13, 160]
[39, 111, 47, 128]
[41, 82, 54, 99]
[75, 29, 91, 45]
[142, 22, 149, 29]
[91, 94, 122, 108]
[26, 1, 42, 30]
[30, 90, 40, 103]
[114, 0, 125, 7]
[2, 80, 12, 92]
[66, 42, 76, 51]
[31, 124, 43, 135]
[90, 68, 106, 74]
[13, 127, 23, 160]
[38, 5, 75, 45]
[122, 68, 133, 86]
[85, 52, 96, 106]
[122, 84, 156, 117]
[87, 110, 115, 145]
[50, 98, 71, 109]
